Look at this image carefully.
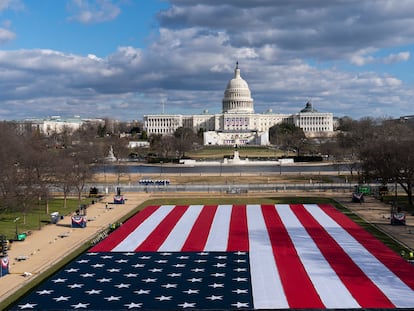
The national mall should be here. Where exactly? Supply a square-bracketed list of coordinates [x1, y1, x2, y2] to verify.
[144, 63, 334, 146]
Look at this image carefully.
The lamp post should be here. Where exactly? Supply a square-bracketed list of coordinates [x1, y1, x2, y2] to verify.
[14, 217, 20, 240]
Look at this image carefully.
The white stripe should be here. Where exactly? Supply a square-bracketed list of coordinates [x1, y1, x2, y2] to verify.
[304, 204, 414, 308]
[276, 204, 360, 309]
[203, 204, 232, 251]
[112, 205, 175, 252]
[247, 204, 288, 309]
[158, 205, 204, 251]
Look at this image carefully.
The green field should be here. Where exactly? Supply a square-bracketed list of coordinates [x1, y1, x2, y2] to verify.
[186, 146, 284, 159]
[0, 197, 96, 241]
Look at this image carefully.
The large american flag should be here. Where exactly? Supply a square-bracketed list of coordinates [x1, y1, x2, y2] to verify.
[10, 204, 414, 310]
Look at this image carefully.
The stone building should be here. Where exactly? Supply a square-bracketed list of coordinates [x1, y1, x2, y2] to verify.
[144, 63, 334, 145]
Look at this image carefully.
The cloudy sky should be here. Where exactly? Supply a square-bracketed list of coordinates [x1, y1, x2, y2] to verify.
[0, 0, 413, 121]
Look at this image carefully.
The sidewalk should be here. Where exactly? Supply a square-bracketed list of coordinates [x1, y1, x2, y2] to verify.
[335, 195, 414, 250]
[0, 193, 150, 303]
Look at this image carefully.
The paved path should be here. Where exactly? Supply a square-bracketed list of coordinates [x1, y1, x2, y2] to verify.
[1, 191, 413, 306]
[335, 195, 414, 251]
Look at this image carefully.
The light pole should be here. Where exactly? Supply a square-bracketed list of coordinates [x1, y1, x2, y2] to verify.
[14, 217, 20, 240]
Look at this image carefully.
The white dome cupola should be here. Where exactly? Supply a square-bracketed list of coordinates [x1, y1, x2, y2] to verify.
[222, 62, 254, 114]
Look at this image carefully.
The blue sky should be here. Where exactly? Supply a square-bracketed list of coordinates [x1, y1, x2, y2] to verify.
[0, 0, 413, 121]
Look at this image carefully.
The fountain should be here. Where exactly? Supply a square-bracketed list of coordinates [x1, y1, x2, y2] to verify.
[105, 146, 117, 162]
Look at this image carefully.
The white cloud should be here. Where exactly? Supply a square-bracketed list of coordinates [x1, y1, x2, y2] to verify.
[67, 0, 121, 24]
[2, 1, 414, 120]
[382, 51, 410, 64]
[0, 27, 15, 44]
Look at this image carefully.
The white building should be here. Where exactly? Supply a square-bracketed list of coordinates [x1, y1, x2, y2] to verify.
[21, 116, 105, 136]
[144, 63, 334, 145]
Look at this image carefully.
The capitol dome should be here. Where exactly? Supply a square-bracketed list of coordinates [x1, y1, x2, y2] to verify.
[222, 62, 254, 114]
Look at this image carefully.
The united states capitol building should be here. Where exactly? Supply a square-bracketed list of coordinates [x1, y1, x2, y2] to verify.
[144, 63, 334, 146]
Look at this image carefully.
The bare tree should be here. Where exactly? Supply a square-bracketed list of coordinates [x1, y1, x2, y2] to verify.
[359, 121, 414, 205]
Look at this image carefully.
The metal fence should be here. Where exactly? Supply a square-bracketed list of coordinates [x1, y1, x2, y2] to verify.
[90, 183, 363, 194]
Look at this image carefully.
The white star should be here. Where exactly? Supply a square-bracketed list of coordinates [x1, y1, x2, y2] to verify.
[233, 289, 248, 294]
[85, 289, 102, 295]
[132, 263, 145, 268]
[53, 295, 70, 301]
[91, 263, 105, 268]
[235, 259, 246, 263]
[36, 289, 53, 295]
[209, 283, 224, 288]
[77, 259, 89, 264]
[155, 295, 172, 301]
[168, 272, 182, 277]
[87, 252, 98, 256]
[18, 303, 37, 309]
[197, 252, 209, 255]
[123, 252, 135, 256]
[162, 283, 177, 288]
[52, 278, 67, 283]
[97, 278, 112, 283]
[71, 302, 89, 309]
[65, 268, 79, 273]
[116, 259, 128, 263]
[177, 255, 189, 260]
[80, 273, 94, 277]
[101, 255, 113, 259]
[115, 283, 131, 288]
[194, 259, 207, 263]
[107, 268, 121, 272]
[68, 283, 84, 289]
[232, 301, 250, 308]
[235, 251, 246, 255]
[178, 302, 196, 308]
[173, 263, 186, 268]
[183, 289, 199, 294]
[134, 289, 150, 295]
[149, 268, 163, 272]
[215, 255, 227, 259]
[211, 272, 225, 277]
[142, 278, 157, 283]
[191, 268, 205, 272]
[233, 277, 248, 282]
[124, 273, 138, 277]
[206, 295, 223, 300]
[234, 268, 247, 272]
[155, 259, 168, 263]
[124, 302, 143, 309]
[160, 252, 172, 256]
[139, 255, 151, 259]
[104, 296, 122, 301]
[214, 262, 226, 268]
[187, 277, 202, 282]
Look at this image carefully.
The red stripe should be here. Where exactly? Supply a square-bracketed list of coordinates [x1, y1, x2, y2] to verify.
[181, 205, 218, 251]
[291, 204, 394, 308]
[261, 204, 324, 308]
[319, 203, 414, 290]
[227, 205, 249, 251]
[135, 205, 189, 251]
[89, 205, 160, 252]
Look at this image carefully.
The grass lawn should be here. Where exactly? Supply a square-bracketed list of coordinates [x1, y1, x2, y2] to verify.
[186, 146, 285, 159]
[0, 197, 97, 241]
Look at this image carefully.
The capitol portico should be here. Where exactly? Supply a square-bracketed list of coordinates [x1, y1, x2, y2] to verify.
[144, 63, 334, 146]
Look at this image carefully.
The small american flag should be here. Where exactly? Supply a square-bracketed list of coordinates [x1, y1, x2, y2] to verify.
[10, 204, 414, 310]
